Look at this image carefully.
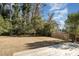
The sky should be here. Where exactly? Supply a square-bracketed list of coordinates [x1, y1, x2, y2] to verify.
[42, 3, 79, 29]
[68, 3, 79, 14]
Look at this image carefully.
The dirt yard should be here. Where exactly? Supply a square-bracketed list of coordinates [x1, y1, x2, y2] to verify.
[0, 36, 64, 56]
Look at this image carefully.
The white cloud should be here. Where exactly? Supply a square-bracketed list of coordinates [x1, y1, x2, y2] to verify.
[53, 8, 68, 21]
[59, 8, 68, 15]
[51, 4, 68, 29]
[46, 3, 68, 29]
[50, 4, 68, 21]
[54, 8, 68, 16]
[49, 3, 67, 11]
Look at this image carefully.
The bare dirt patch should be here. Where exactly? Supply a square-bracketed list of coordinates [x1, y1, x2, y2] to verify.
[0, 36, 64, 56]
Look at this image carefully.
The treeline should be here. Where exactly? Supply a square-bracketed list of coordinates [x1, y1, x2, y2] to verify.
[65, 12, 79, 42]
[0, 3, 58, 36]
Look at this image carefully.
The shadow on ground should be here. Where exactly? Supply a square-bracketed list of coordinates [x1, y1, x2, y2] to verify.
[49, 42, 79, 49]
[25, 40, 79, 50]
[25, 40, 67, 49]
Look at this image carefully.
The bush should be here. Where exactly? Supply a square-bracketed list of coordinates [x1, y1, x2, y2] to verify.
[0, 16, 12, 35]
[43, 21, 57, 36]
[31, 16, 44, 35]
[0, 15, 58, 36]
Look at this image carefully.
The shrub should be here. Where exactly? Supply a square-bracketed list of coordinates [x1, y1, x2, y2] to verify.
[0, 16, 12, 35]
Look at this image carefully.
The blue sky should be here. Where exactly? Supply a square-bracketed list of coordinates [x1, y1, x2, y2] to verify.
[42, 3, 79, 29]
[68, 3, 79, 14]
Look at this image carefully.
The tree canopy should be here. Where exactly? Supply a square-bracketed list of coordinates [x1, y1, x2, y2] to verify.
[0, 3, 58, 36]
[65, 12, 79, 42]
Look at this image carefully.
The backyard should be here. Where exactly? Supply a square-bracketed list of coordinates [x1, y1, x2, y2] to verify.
[0, 36, 64, 56]
[0, 3, 79, 56]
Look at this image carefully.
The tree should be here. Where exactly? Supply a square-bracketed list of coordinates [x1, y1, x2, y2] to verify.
[0, 15, 12, 35]
[10, 3, 22, 35]
[0, 3, 58, 36]
[31, 16, 44, 35]
[43, 20, 58, 36]
[21, 3, 34, 34]
[65, 12, 79, 42]
[22, 3, 31, 22]
[0, 3, 12, 19]
[43, 12, 58, 36]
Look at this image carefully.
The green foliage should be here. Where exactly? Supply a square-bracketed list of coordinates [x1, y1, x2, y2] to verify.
[0, 16, 12, 35]
[11, 17, 35, 35]
[11, 18, 23, 35]
[65, 12, 79, 42]
[23, 23, 35, 34]
[32, 16, 44, 30]
[31, 16, 44, 35]
[43, 20, 57, 36]
[0, 3, 58, 36]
